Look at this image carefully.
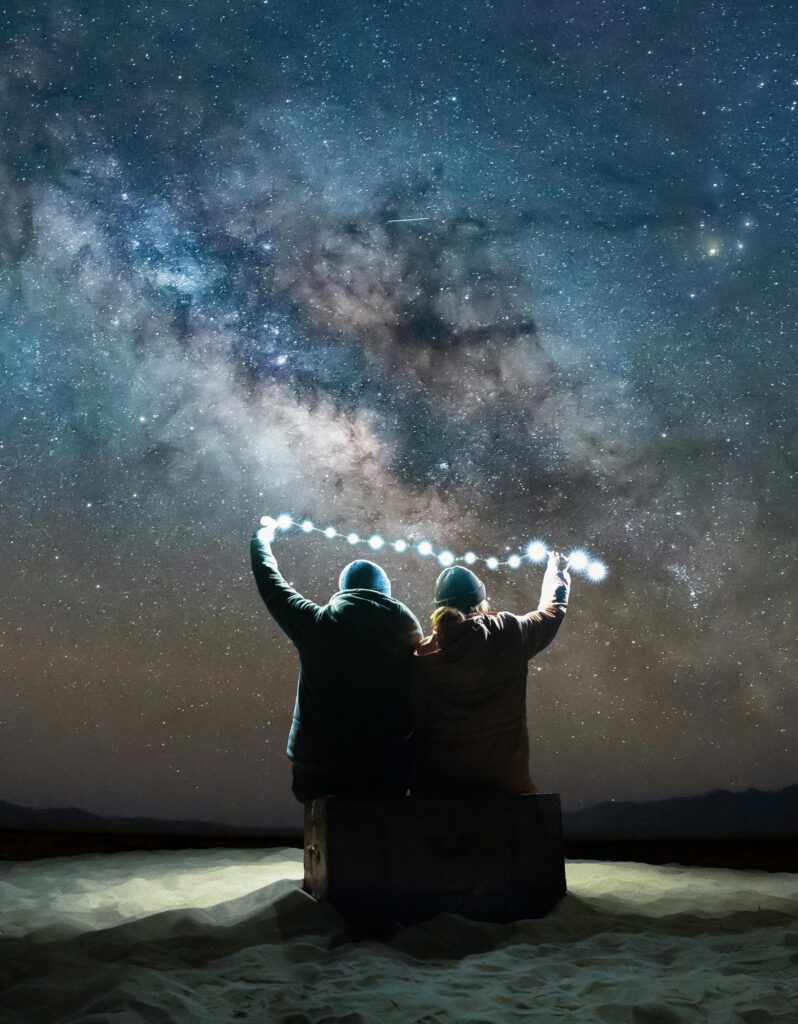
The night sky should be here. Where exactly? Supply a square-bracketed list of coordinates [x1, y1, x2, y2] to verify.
[1, 1, 795, 831]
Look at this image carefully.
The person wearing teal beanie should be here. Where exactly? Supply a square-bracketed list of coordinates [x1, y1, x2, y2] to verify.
[251, 518, 422, 803]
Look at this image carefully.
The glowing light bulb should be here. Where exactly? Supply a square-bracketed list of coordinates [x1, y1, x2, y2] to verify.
[438, 550, 455, 567]
[417, 541, 433, 556]
[324, 526, 336, 538]
[393, 539, 408, 553]
[276, 514, 293, 530]
[301, 520, 314, 533]
[347, 532, 359, 545]
[485, 556, 499, 570]
[588, 560, 607, 582]
[526, 540, 548, 563]
[567, 549, 589, 572]
[464, 551, 477, 565]
[368, 535, 385, 551]
[507, 554, 521, 569]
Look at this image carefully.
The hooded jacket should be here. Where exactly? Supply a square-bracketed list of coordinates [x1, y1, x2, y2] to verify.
[411, 562, 569, 794]
[250, 533, 423, 800]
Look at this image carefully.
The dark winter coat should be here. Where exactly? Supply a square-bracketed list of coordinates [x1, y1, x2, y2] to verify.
[250, 533, 423, 802]
[411, 564, 570, 794]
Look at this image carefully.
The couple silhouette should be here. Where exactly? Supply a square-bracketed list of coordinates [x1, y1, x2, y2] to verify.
[251, 517, 570, 804]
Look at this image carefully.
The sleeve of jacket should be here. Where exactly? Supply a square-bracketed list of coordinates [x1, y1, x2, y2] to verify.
[517, 563, 570, 660]
[250, 532, 322, 644]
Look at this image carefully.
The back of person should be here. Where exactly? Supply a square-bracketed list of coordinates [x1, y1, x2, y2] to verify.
[251, 520, 423, 803]
[288, 587, 420, 799]
[412, 556, 570, 795]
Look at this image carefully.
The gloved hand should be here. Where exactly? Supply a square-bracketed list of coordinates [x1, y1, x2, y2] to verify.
[257, 516, 278, 546]
[548, 550, 569, 573]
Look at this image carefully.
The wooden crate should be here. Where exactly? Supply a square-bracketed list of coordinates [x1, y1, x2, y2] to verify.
[304, 793, 566, 932]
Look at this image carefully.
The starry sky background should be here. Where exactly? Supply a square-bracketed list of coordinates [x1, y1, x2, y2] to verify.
[1, 0, 795, 831]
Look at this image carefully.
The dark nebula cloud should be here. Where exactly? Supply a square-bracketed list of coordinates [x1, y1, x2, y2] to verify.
[1, 0, 795, 828]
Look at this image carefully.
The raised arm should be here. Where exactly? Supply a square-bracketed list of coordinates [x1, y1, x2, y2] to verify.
[250, 518, 322, 644]
[518, 551, 571, 659]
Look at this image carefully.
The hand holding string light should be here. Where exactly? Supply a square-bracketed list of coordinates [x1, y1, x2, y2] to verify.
[548, 550, 569, 573]
[259, 515, 608, 582]
[257, 515, 279, 546]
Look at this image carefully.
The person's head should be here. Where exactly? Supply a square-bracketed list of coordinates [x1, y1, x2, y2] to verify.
[338, 559, 391, 597]
[433, 565, 488, 617]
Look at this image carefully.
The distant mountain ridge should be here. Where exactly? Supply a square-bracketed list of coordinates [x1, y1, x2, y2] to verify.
[0, 801, 282, 837]
[562, 785, 798, 839]
[1, 785, 796, 839]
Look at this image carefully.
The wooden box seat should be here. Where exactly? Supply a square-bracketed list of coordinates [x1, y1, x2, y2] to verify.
[303, 793, 566, 933]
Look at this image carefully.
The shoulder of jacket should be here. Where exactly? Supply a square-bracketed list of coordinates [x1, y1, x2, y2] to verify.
[390, 597, 419, 621]
[483, 611, 526, 641]
[477, 609, 516, 627]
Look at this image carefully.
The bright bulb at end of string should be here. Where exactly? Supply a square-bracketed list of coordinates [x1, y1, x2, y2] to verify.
[275, 514, 292, 530]
[588, 561, 607, 582]
[526, 541, 548, 563]
[393, 539, 407, 553]
[567, 549, 589, 572]
[417, 541, 433, 557]
[438, 550, 455, 567]
[368, 535, 385, 551]
[485, 556, 499, 570]
[347, 532, 359, 545]
[464, 551, 477, 565]
[507, 554, 521, 569]
[301, 520, 314, 533]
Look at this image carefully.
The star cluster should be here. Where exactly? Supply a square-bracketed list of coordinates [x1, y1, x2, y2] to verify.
[0, 0, 795, 827]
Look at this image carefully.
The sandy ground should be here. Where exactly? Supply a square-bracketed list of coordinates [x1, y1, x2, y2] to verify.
[1, 848, 796, 1023]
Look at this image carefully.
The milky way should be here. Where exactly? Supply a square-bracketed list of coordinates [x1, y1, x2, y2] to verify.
[1, 1, 795, 828]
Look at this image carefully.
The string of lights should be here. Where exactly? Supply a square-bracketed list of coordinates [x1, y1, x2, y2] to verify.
[261, 515, 609, 582]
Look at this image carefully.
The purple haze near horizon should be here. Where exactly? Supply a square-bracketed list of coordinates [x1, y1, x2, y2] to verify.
[0, 0, 795, 829]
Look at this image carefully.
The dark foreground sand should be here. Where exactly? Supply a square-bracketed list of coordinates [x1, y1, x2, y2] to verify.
[1, 848, 796, 1022]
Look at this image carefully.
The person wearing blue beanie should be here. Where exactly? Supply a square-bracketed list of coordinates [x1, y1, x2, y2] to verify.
[251, 518, 422, 803]
[338, 559, 392, 596]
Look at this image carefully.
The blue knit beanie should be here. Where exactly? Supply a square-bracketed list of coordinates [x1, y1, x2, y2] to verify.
[338, 559, 391, 596]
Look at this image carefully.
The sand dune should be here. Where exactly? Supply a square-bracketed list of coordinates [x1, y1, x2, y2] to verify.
[1, 849, 796, 1023]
